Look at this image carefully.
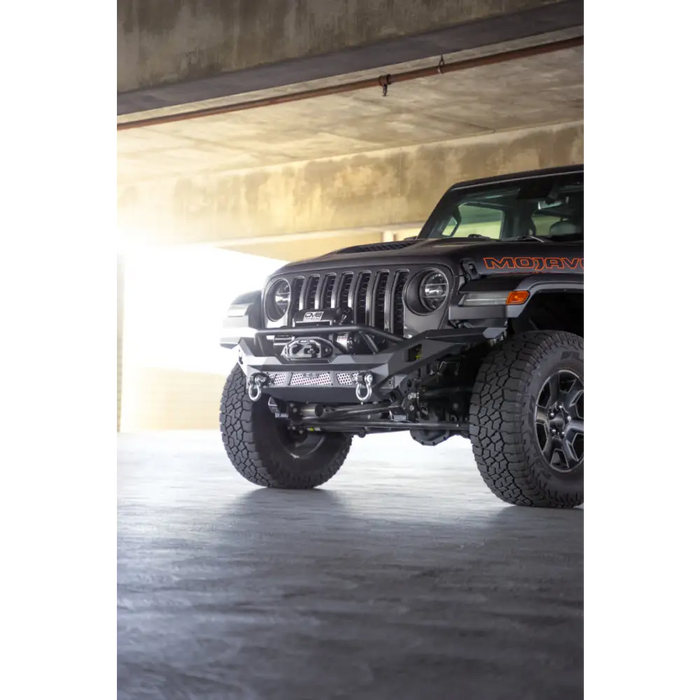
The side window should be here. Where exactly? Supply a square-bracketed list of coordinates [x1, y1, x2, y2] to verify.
[531, 211, 583, 238]
[531, 186, 584, 238]
[443, 204, 504, 239]
[532, 213, 555, 237]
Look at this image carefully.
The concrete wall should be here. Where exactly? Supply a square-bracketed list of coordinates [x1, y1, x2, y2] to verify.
[118, 0, 563, 92]
[118, 120, 583, 250]
[121, 366, 225, 431]
[117, 256, 125, 431]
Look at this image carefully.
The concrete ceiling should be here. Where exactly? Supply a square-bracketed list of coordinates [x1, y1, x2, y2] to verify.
[117, 36, 582, 187]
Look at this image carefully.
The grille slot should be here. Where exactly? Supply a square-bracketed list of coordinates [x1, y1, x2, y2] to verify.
[392, 271, 409, 334]
[338, 273, 353, 308]
[374, 272, 389, 331]
[305, 275, 320, 309]
[321, 274, 336, 308]
[290, 278, 304, 312]
[354, 272, 371, 324]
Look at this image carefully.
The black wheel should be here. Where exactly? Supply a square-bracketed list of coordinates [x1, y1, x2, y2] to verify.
[469, 331, 583, 508]
[220, 365, 352, 488]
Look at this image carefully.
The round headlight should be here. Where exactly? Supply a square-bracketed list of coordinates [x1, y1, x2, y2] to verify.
[266, 279, 290, 321]
[419, 271, 448, 311]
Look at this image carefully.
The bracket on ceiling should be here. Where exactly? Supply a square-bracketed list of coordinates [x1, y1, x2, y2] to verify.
[378, 74, 392, 97]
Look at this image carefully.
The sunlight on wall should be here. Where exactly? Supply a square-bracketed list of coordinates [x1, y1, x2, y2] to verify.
[121, 245, 285, 430]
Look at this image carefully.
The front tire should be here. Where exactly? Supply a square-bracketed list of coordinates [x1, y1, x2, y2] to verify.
[220, 366, 352, 489]
[469, 331, 584, 508]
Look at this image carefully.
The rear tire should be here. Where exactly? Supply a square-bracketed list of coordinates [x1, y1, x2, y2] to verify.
[469, 331, 583, 508]
[220, 366, 352, 489]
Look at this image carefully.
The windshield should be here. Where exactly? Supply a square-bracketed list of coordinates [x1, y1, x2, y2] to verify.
[422, 171, 583, 241]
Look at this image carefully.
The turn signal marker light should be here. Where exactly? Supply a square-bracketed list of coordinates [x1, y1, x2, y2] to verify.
[506, 290, 530, 305]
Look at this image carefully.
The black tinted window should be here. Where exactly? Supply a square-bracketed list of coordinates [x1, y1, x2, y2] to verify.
[424, 172, 583, 241]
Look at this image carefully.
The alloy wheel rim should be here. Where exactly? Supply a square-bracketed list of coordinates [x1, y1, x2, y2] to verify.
[535, 369, 583, 472]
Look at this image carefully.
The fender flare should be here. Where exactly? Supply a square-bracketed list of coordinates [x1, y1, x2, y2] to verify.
[231, 289, 264, 328]
[448, 273, 583, 321]
[507, 274, 583, 318]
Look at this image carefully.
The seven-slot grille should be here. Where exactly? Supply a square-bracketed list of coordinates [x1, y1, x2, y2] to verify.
[281, 270, 410, 336]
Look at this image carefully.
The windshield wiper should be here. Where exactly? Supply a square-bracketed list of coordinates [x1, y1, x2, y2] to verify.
[509, 234, 549, 243]
[513, 233, 584, 242]
[549, 231, 584, 241]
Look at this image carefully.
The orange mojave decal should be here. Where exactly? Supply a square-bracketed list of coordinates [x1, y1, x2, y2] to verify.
[483, 256, 584, 272]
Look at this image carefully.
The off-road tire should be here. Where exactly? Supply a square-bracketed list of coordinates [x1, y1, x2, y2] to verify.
[220, 365, 352, 488]
[469, 331, 583, 508]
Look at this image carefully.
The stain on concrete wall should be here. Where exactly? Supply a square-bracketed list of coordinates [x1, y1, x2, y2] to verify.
[118, 121, 583, 249]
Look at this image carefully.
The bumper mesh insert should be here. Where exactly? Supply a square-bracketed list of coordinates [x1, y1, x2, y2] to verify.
[336, 371, 359, 386]
[290, 372, 333, 387]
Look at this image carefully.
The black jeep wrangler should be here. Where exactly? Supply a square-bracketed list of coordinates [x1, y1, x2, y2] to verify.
[220, 165, 583, 508]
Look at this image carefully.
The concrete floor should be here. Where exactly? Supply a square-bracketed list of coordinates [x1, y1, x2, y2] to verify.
[118, 431, 583, 700]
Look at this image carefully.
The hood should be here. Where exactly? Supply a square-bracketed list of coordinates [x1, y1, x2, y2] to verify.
[274, 237, 584, 276]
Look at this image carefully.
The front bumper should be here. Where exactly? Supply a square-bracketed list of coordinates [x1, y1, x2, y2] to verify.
[228, 323, 506, 403]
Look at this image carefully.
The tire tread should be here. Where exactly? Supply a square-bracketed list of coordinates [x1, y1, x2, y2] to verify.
[220, 366, 351, 489]
[469, 331, 583, 508]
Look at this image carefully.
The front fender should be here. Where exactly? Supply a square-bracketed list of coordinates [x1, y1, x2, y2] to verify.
[220, 290, 263, 348]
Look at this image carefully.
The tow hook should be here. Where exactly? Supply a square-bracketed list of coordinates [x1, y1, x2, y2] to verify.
[355, 372, 374, 403]
[247, 372, 269, 402]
